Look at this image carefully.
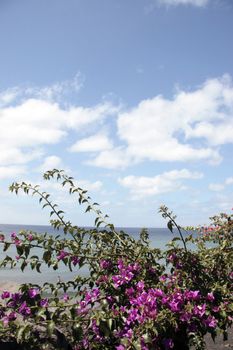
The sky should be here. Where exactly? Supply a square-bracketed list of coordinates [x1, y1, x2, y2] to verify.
[0, 0, 233, 227]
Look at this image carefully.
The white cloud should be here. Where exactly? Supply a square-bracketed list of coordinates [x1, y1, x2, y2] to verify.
[0, 99, 117, 146]
[26, 73, 83, 102]
[0, 74, 119, 173]
[0, 146, 43, 166]
[209, 176, 233, 191]
[225, 177, 233, 185]
[42, 178, 103, 193]
[18, 177, 103, 208]
[0, 73, 84, 106]
[158, 0, 209, 6]
[0, 166, 27, 180]
[214, 193, 233, 211]
[69, 133, 113, 153]
[0, 95, 118, 167]
[2, 74, 233, 175]
[67, 103, 119, 129]
[77, 180, 103, 192]
[39, 156, 63, 172]
[119, 169, 203, 199]
[0, 88, 19, 107]
[90, 75, 233, 169]
[88, 147, 132, 169]
[208, 183, 225, 192]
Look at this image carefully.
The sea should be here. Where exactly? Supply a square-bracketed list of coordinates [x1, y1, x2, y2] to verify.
[0, 224, 190, 285]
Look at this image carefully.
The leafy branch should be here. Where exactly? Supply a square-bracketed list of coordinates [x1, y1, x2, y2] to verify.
[159, 205, 188, 252]
[43, 169, 127, 246]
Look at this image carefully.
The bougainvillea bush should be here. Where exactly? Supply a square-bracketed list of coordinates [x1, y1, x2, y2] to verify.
[0, 170, 232, 350]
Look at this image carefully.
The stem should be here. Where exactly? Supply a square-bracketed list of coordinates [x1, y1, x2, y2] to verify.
[30, 187, 69, 229]
[167, 214, 188, 252]
[58, 174, 127, 247]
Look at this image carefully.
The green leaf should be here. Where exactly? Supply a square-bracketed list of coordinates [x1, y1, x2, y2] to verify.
[36, 263, 41, 273]
[16, 326, 26, 343]
[17, 245, 24, 255]
[21, 260, 27, 272]
[107, 318, 113, 330]
[24, 245, 30, 258]
[36, 309, 46, 320]
[43, 250, 52, 263]
[167, 220, 173, 233]
[47, 321, 55, 337]
[99, 320, 110, 337]
[3, 242, 10, 252]
[53, 262, 58, 270]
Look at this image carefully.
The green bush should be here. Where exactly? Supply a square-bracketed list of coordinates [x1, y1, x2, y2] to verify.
[0, 170, 232, 349]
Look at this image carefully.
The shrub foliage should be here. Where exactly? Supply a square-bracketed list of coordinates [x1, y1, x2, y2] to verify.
[0, 169, 232, 349]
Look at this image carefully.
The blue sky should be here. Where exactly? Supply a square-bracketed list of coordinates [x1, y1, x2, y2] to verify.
[0, 0, 233, 227]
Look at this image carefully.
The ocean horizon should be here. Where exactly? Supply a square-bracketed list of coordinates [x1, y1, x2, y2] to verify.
[0, 223, 186, 285]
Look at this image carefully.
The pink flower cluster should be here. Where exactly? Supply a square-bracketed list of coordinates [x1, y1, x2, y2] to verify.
[112, 259, 140, 288]
[0, 288, 42, 325]
[83, 259, 232, 349]
[56, 250, 80, 266]
[10, 232, 21, 246]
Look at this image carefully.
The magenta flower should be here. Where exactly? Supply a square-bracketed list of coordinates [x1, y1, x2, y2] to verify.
[169, 300, 181, 312]
[203, 315, 217, 328]
[117, 259, 124, 269]
[14, 238, 22, 246]
[128, 262, 140, 272]
[1, 291, 10, 299]
[27, 233, 33, 241]
[84, 288, 100, 303]
[106, 295, 114, 304]
[167, 253, 177, 262]
[116, 346, 125, 350]
[206, 292, 215, 302]
[19, 301, 31, 316]
[185, 290, 200, 301]
[96, 275, 108, 284]
[100, 259, 112, 269]
[2, 312, 17, 326]
[40, 298, 49, 307]
[193, 304, 206, 317]
[152, 288, 164, 297]
[161, 296, 170, 305]
[11, 292, 22, 303]
[63, 293, 69, 302]
[136, 281, 145, 292]
[212, 306, 220, 313]
[125, 287, 135, 297]
[28, 288, 39, 298]
[180, 311, 192, 322]
[57, 250, 69, 261]
[124, 328, 133, 339]
[159, 275, 167, 282]
[71, 256, 80, 266]
[126, 308, 139, 325]
[112, 271, 134, 288]
[162, 338, 174, 349]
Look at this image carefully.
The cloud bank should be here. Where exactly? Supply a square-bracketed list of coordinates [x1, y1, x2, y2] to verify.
[119, 169, 203, 199]
[158, 0, 209, 7]
[1, 74, 233, 180]
[209, 176, 233, 192]
[86, 75, 233, 169]
[0, 76, 118, 178]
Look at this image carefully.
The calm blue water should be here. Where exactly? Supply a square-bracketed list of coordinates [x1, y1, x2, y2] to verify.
[0, 224, 186, 284]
